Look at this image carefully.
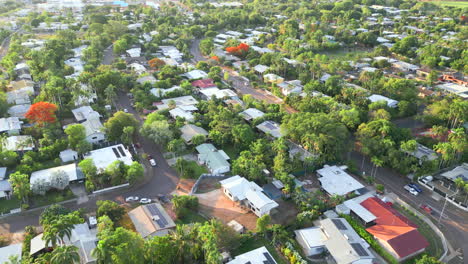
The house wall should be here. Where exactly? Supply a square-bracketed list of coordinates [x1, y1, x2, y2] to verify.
[223, 188, 238, 202]
[86, 133, 105, 144]
[210, 165, 230, 175]
[295, 235, 324, 256]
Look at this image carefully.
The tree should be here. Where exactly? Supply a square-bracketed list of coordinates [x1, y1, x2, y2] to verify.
[126, 161, 144, 183]
[104, 111, 139, 141]
[50, 170, 70, 190]
[25, 102, 58, 125]
[64, 124, 86, 149]
[172, 195, 198, 218]
[50, 245, 80, 264]
[0, 151, 18, 167]
[42, 211, 83, 247]
[232, 151, 267, 182]
[415, 255, 442, 264]
[140, 120, 174, 146]
[199, 38, 214, 56]
[167, 138, 186, 158]
[93, 227, 145, 264]
[231, 124, 255, 149]
[121, 126, 135, 146]
[8, 172, 30, 203]
[78, 159, 98, 185]
[145, 236, 178, 264]
[148, 58, 166, 69]
[113, 38, 129, 54]
[256, 214, 271, 234]
[97, 200, 125, 223]
[191, 134, 206, 146]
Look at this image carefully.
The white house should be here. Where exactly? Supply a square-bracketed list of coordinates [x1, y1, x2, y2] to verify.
[156, 95, 198, 110]
[196, 143, 230, 174]
[0, 117, 22, 135]
[7, 104, 31, 119]
[179, 124, 208, 144]
[263, 73, 284, 84]
[84, 144, 133, 171]
[30, 163, 83, 189]
[316, 165, 365, 196]
[368, 94, 399, 108]
[228, 246, 277, 264]
[239, 108, 265, 122]
[220, 175, 279, 217]
[82, 116, 106, 144]
[59, 149, 79, 163]
[71, 106, 101, 123]
[256, 121, 283, 138]
[126, 48, 142, 58]
[184, 69, 208, 80]
[278, 80, 303, 96]
[62, 224, 98, 264]
[3, 135, 34, 152]
[199, 87, 237, 100]
[169, 107, 195, 121]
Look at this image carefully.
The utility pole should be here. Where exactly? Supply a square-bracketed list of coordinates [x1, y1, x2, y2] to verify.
[438, 190, 458, 225]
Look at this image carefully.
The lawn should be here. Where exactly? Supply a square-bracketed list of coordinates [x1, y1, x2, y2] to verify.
[30, 188, 75, 208]
[393, 204, 444, 261]
[317, 47, 372, 60]
[173, 160, 208, 179]
[427, 1, 468, 7]
[0, 196, 21, 214]
[222, 145, 241, 160]
[175, 210, 208, 225]
[232, 236, 287, 264]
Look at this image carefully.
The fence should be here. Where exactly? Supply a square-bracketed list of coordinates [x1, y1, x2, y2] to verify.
[91, 183, 130, 195]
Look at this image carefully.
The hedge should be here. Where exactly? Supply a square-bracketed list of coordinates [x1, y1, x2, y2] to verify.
[340, 214, 399, 264]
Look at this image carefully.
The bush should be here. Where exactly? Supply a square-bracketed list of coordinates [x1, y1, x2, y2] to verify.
[172, 195, 199, 218]
[0, 235, 10, 247]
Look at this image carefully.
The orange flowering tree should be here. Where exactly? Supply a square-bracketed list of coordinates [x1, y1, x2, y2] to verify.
[25, 102, 58, 125]
[225, 43, 249, 58]
[148, 58, 166, 69]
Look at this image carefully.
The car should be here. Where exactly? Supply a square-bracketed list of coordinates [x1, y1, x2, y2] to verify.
[404, 185, 419, 196]
[420, 176, 433, 184]
[149, 159, 157, 167]
[125, 196, 139, 202]
[123, 108, 129, 113]
[408, 183, 423, 193]
[420, 204, 433, 214]
[140, 198, 152, 204]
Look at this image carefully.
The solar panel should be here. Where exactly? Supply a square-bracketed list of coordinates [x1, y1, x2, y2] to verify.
[263, 252, 276, 264]
[332, 219, 347, 230]
[351, 243, 369, 257]
[112, 148, 121, 158]
[117, 146, 126, 157]
[146, 204, 168, 228]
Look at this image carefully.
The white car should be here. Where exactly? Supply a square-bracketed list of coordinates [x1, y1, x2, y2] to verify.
[140, 198, 152, 204]
[149, 159, 156, 167]
[404, 185, 419, 196]
[125, 196, 139, 202]
[123, 108, 129, 113]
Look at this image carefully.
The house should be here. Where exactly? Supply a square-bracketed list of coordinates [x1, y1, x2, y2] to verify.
[169, 107, 195, 121]
[278, 80, 303, 96]
[0, 168, 12, 198]
[191, 78, 217, 89]
[74, 84, 97, 106]
[368, 94, 399, 108]
[196, 143, 230, 174]
[335, 193, 377, 227]
[391, 61, 420, 73]
[150, 86, 183, 97]
[429, 163, 468, 209]
[30, 163, 84, 189]
[8, 80, 34, 91]
[159, 46, 183, 62]
[71, 106, 101, 123]
[62, 223, 98, 264]
[84, 144, 133, 171]
[129, 63, 147, 75]
[59, 149, 78, 163]
[228, 246, 277, 264]
[126, 47, 142, 58]
[137, 75, 157, 85]
[253, 64, 269, 74]
[30, 234, 52, 257]
[82, 116, 106, 144]
[156, 95, 198, 110]
[179, 124, 208, 144]
[295, 218, 375, 263]
[361, 197, 429, 261]
[7, 104, 31, 119]
[263, 73, 284, 84]
[0, 243, 22, 264]
[199, 87, 237, 100]
[6, 85, 34, 105]
[404, 143, 438, 164]
[184, 69, 208, 80]
[320, 73, 331, 83]
[316, 165, 365, 196]
[256, 121, 283, 138]
[0, 117, 22, 135]
[128, 203, 176, 239]
[220, 175, 279, 217]
[239, 108, 265, 122]
[435, 83, 468, 99]
[3, 135, 34, 152]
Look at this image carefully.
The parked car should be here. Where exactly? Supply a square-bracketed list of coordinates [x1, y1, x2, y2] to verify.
[420, 204, 433, 214]
[125, 196, 139, 202]
[123, 108, 129, 113]
[149, 159, 157, 167]
[140, 198, 152, 204]
[404, 185, 419, 196]
[408, 183, 423, 193]
[420, 176, 433, 184]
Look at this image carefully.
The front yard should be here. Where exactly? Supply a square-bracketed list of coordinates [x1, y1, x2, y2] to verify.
[0, 196, 21, 214]
[30, 188, 75, 208]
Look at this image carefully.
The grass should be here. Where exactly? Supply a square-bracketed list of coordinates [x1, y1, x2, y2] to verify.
[222, 144, 241, 160]
[175, 210, 208, 225]
[317, 47, 372, 60]
[0, 196, 21, 214]
[173, 160, 208, 179]
[30, 188, 75, 208]
[393, 204, 444, 261]
[232, 236, 287, 264]
[426, 1, 468, 7]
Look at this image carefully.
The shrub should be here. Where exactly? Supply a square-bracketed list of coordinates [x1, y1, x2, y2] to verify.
[172, 195, 199, 218]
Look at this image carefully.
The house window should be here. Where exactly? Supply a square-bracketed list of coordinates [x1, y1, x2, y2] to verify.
[92, 136, 97, 139]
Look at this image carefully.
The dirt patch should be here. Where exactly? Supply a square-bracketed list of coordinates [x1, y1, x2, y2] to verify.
[195, 189, 258, 231]
[271, 200, 299, 226]
[196, 177, 223, 193]
[176, 179, 196, 194]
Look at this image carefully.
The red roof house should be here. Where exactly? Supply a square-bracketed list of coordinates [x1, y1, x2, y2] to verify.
[191, 79, 216, 89]
[361, 197, 429, 261]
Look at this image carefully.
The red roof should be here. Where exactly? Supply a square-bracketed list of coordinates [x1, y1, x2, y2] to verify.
[191, 79, 216, 89]
[361, 197, 429, 259]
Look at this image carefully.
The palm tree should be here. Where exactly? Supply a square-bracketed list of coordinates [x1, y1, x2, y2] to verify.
[50, 245, 80, 264]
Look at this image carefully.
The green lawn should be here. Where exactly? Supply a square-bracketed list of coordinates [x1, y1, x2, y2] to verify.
[393, 204, 444, 261]
[232, 236, 287, 264]
[175, 210, 208, 225]
[30, 189, 75, 208]
[222, 145, 241, 160]
[0, 196, 21, 214]
[427, 1, 468, 7]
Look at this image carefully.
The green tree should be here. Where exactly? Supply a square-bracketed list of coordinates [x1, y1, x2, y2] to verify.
[199, 38, 214, 56]
[144, 236, 178, 264]
[256, 214, 271, 234]
[64, 124, 86, 149]
[167, 138, 186, 158]
[97, 200, 125, 223]
[140, 120, 174, 146]
[50, 245, 80, 264]
[121, 126, 135, 146]
[232, 124, 255, 149]
[126, 161, 144, 183]
[93, 227, 145, 264]
[78, 158, 98, 186]
[104, 111, 139, 141]
[415, 255, 442, 264]
[8, 172, 30, 203]
[42, 211, 83, 247]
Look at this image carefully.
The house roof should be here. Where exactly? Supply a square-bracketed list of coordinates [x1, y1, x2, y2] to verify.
[317, 165, 364, 196]
[30, 163, 81, 185]
[191, 78, 216, 88]
[0, 117, 22, 133]
[227, 246, 277, 264]
[254, 64, 269, 73]
[157, 95, 198, 110]
[239, 108, 265, 121]
[8, 104, 31, 118]
[0, 243, 22, 264]
[3, 135, 34, 151]
[30, 234, 51, 256]
[368, 94, 399, 108]
[200, 87, 237, 99]
[59, 149, 78, 162]
[245, 188, 279, 212]
[128, 203, 176, 238]
[179, 124, 208, 143]
[440, 163, 468, 182]
[84, 144, 133, 171]
[295, 227, 325, 249]
[71, 106, 100, 122]
[361, 197, 428, 259]
[344, 200, 376, 223]
[184, 69, 208, 80]
[256, 121, 283, 138]
[169, 107, 195, 121]
[0, 167, 6, 180]
[81, 116, 104, 137]
[196, 143, 230, 171]
[62, 223, 97, 264]
[150, 86, 182, 97]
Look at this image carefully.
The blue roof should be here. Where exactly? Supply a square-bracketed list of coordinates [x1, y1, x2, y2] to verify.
[112, 1, 129, 7]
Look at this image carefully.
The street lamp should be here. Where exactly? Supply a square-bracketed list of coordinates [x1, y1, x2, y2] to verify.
[438, 190, 458, 225]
